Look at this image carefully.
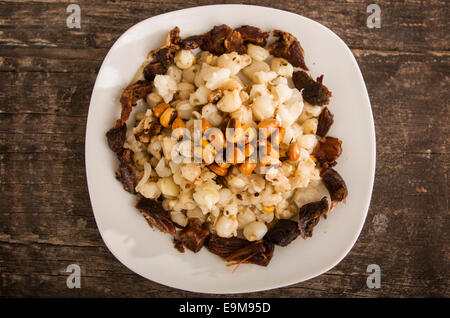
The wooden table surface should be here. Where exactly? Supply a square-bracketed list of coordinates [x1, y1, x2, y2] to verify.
[0, 0, 448, 298]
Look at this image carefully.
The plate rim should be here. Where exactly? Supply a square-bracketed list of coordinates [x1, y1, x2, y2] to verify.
[85, 4, 376, 294]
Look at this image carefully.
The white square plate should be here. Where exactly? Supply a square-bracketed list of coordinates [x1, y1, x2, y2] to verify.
[85, 4, 376, 294]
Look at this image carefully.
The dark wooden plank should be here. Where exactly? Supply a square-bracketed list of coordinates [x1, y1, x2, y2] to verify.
[0, 0, 448, 298]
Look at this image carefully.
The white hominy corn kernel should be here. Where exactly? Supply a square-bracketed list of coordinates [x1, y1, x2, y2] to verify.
[175, 100, 194, 120]
[302, 118, 318, 135]
[157, 176, 180, 198]
[182, 64, 199, 83]
[223, 204, 238, 216]
[271, 57, 294, 77]
[181, 163, 201, 182]
[276, 99, 303, 127]
[155, 158, 172, 177]
[147, 139, 162, 159]
[247, 44, 270, 61]
[193, 181, 221, 213]
[201, 103, 223, 127]
[162, 198, 177, 211]
[186, 207, 206, 222]
[170, 211, 188, 227]
[177, 82, 195, 100]
[248, 174, 265, 194]
[218, 77, 243, 91]
[198, 51, 217, 65]
[139, 182, 161, 200]
[303, 103, 323, 117]
[135, 162, 152, 192]
[243, 60, 270, 82]
[217, 52, 242, 75]
[201, 64, 231, 90]
[243, 221, 268, 241]
[253, 71, 278, 84]
[298, 134, 317, 152]
[175, 49, 196, 70]
[227, 175, 247, 190]
[216, 89, 242, 112]
[167, 65, 183, 83]
[255, 210, 274, 223]
[237, 207, 257, 229]
[215, 214, 238, 238]
[161, 137, 177, 160]
[218, 188, 233, 205]
[251, 94, 275, 121]
[154, 75, 177, 103]
[189, 85, 212, 106]
[146, 92, 163, 108]
[292, 187, 322, 208]
[230, 105, 253, 126]
[272, 83, 293, 104]
[249, 84, 269, 100]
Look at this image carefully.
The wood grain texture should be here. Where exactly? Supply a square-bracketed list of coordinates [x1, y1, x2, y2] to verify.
[0, 0, 448, 297]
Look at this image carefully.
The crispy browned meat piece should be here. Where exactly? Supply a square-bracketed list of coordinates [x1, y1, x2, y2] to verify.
[115, 149, 138, 194]
[317, 107, 334, 137]
[292, 71, 332, 106]
[234, 25, 270, 46]
[312, 136, 342, 168]
[265, 219, 300, 246]
[143, 61, 167, 81]
[136, 197, 177, 236]
[200, 24, 233, 55]
[269, 30, 308, 70]
[206, 234, 274, 266]
[117, 80, 153, 127]
[149, 26, 181, 66]
[180, 35, 203, 50]
[178, 218, 210, 253]
[321, 168, 348, 209]
[106, 124, 127, 153]
[298, 197, 329, 238]
[224, 30, 246, 54]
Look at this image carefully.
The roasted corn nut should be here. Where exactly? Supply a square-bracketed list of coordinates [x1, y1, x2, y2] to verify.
[288, 141, 301, 161]
[160, 107, 177, 128]
[153, 102, 170, 118]
[209, 163, 229, 176]
[171, 117, 186, 139]
[239, 159, 257, 176]
[225, 118, 245, 144]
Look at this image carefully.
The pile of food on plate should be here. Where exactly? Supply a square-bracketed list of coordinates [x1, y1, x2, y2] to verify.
[106, 24, 347, 269]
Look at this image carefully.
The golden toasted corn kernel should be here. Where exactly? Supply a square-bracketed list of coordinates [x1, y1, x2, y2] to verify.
[153, 102, 170, 118]
[225, 118, 245, 143]
[262, 205, 275, 213]
[160, 107, 177, 128]
[257, 118, 280, 140]
[226, 146, 245, 165]
[271, 126, 286, 145]
[171, 118, 186, 139]
[242, 124, 256, 144]
[217, 162, 231, 169]
[209, 163, 229, 176]
[239, 159, 256, 176]
[244, 143, 255, 158]
[310, 155, 317, 163]
[259, 141, 279, 159]
[205, 128, 226, 149]
[288, 141, 301, 161]
[194, 145, 215, 165]
[201, 118, 212, 134]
